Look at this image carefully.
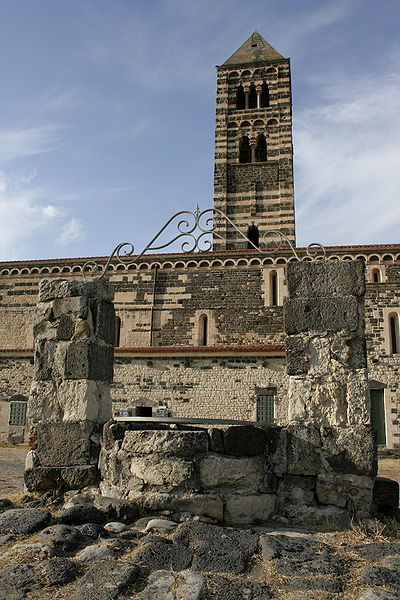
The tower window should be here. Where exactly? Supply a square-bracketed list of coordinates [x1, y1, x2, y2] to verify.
[236, 85, 245, 110]
[261, 83, 269, 107]
[270, 270, 278, 306]
[247, 223, 260, 249]
[199, 314, 208, 346]
[239, 136, 252, 163]
[389, 313, 399, 354]
[115, 316, 121, 347]
[372, 269, 381, 283]
[255, 134, 267, 162]
[249, 84, 257, 109]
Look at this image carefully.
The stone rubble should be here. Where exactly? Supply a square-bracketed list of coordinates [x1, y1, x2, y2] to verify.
[0, 498, 399, 599]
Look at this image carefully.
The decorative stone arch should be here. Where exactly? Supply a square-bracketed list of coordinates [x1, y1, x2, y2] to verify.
[211, 260, 223, 267]
[139, 263, 150, 270]
[174, 262, 185, 269]
[224, 260, 235, 267]
[72, 266, 82, 273]
[116, 264, 126, 271]
[51, 267, 61, 274]
[192, 309, 217, 347]
[61, 266, 71, 273]
[383, 254, 394, 262]
[342, 255, 353, 261]
[199, 261, 210, 268]
[127, 263, 137, 270]
[20, 268, 29, 274]
[237, 259, 248, 266]
[368, 255, 380, 262]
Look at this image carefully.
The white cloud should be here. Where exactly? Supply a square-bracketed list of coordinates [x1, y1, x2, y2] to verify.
[57, 218, 84, 246]
[0, 125, 64, 162]
[295, 53, 400, 246]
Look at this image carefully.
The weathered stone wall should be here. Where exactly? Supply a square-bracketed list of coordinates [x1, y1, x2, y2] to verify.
[99, 421, 376, 524]
[113, 354, 287, 422]
[0, 355, 32, 442]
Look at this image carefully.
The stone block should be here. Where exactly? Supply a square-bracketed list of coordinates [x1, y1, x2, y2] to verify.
[90, 299, 115, 344]
[286, 425, 321, 475]
[277, 474, 316, 508]
[316, 473, 374, 513]
[223, 425, 266, 456]
[57, 379, 112, 423]
[284, 296, 360, 334]
[286, 336, 309, 375]
[199, 455, 264, 490]
[37, 421, 93, 467]
[24, 467, 62, 492]
[320, 426, 377, 477]
[64, 340, 114, 382]
[372, 477, 400, 516]
[130, 456, 193, 488]
[286, 260, 365, 299]
[28, 380, 61, 424]
[56, 314, 75, 340]
[224, 493, 276, 524]
[39, 277, 114, 303]
[122, 429, 209, 457]
[34, 339, 56, 380]
[270, 429, 287, 477]
[131, 491, 224, 521]
[207, 427, 224, 453]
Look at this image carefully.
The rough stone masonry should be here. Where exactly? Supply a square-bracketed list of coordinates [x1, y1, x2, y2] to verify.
[25, 277, 115, 491]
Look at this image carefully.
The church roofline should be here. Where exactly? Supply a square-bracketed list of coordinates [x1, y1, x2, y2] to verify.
[221, 32, 286, 67]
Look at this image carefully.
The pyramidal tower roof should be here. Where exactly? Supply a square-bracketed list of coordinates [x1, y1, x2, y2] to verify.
[222, 32, 284, 66]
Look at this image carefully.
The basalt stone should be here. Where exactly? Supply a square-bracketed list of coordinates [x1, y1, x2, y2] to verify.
[56, 314, 75, 340]
[206, 575, 272, 600]
[320, 426, 377, 476]
[284, 296, 360, 335]
[207, 427, 224, 453]
[135, 540, 192, 571]
[273, 555, 344, 577]
[65, 340, 113, 382]
[260, 534, 334, 562]
[90, 299, 115, 345]
[94, 497, 139, 522]
[281, 577, 344, 593]
[41, 557, 79, 585]
[36, 421, 93, 467]
[0, 562, 41, 600]
[34, 339, 56, 380]
[122, 429, 209, 457]
[60, 465, 100, 489]
[223, 425, 266, 456]
[372, 477, 399, 516]
[39, 278, 114, 303]
[361, 566, 400, 589]
[286, 260, 365, 299]
[24, 467, 61, 492]
[0, 509, 51, 534]
[350, 542, 400, 561]
[67, 559, 139, 600]
[286, 424, 321, 476]
[59, 504, 106, 525]
[357, 591, 400, 600]
[37, 524, 82, 550]
[286, 336, 310, 375]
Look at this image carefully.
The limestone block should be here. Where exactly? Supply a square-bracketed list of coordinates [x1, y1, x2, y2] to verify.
[346, 371, 370, 424]
[121, 430, 209, 457]
[90, 299, 115, 344]
[130, 456, 193, 488]
[28, 380, 61, 424]
[39, 277, 114, 302]
[284, 296, 360, 334]
[224, 493, 276, 524]
[223, 425, 266, 456]
[32, 303, 57, 341]
[286, 424, 321, 476]
[64, 340, 113, 382]
[36, 421, 93, 467]
[286, 260, 365, 299]
[316, 473, 373, 514]
[199, 454, 264, 490]
[57, 379, 112, 423]
[270, 429, 287, 477]
[287, 377, 313, 422]
[129, 491, 224, 521]
[276, 474, 316, 508]
[320, 426, 377, 477]
[331, 334, 367, 370]
[72, 319, 92, 340]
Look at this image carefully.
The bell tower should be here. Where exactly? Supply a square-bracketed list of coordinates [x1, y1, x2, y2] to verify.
[213, 32, 295, 249]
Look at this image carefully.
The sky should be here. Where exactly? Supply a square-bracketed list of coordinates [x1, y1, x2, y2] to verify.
[0, 0, 399, 262]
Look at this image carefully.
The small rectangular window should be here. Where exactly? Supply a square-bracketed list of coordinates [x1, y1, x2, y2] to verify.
[9, 402, 27, 426]
[256, 390, 275, 423]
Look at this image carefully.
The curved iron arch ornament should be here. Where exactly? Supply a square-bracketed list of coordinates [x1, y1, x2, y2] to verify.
[82, 206, 326, 277]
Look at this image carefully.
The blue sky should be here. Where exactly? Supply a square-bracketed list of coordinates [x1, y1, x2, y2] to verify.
[0, 0, 399, 261]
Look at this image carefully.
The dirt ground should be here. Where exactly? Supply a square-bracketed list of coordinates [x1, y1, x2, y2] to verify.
[0, 445, 398, 499]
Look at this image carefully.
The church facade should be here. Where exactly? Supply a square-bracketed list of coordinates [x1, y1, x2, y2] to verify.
[0, 33, 399, 448]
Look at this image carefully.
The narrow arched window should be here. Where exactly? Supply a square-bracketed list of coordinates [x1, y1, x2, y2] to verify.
[389, 313, 399, 354]
[372, 269, 381, 283]
[255, 134, 267, 162]
[236, 85, 245, 109]
[249, 84, 257, 109]
[239, 136, 252, 163]
[114, 316, 121, 347]
[199, 314, 208, 346]
[247, 223, 260, 249]
[270, 270, 278, 306]
[260, 83, 269, 107]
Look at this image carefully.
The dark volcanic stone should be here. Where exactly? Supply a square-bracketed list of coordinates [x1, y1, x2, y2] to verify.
[0, 498, 13, 511]
[273, 556, 344, 577]
[0, 563, 40, 600]
[94, 497, 139, 522]
[77, 522, 105, 539]
[260, 534, 334, 561]
[37, 524, 82, 550]
[59, 504, 105, 525]
[67, 559, 139, 600]
[41, 557, 79, 585]
[350, 542, 400, 561]
[206, 574, 272, 599]
[357, 590, 400, 600]
[281, 577, 344, 593]
[223, 425, 266, 456]
[174, 521, 258, 574]
[0, 509, 51, 534]
[372, 477, 400, 516]
[361, 566, 400, 589]
[135, 540, 192, 571]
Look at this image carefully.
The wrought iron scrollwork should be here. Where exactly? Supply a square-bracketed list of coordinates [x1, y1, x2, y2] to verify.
[82, 206, 326, 277]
